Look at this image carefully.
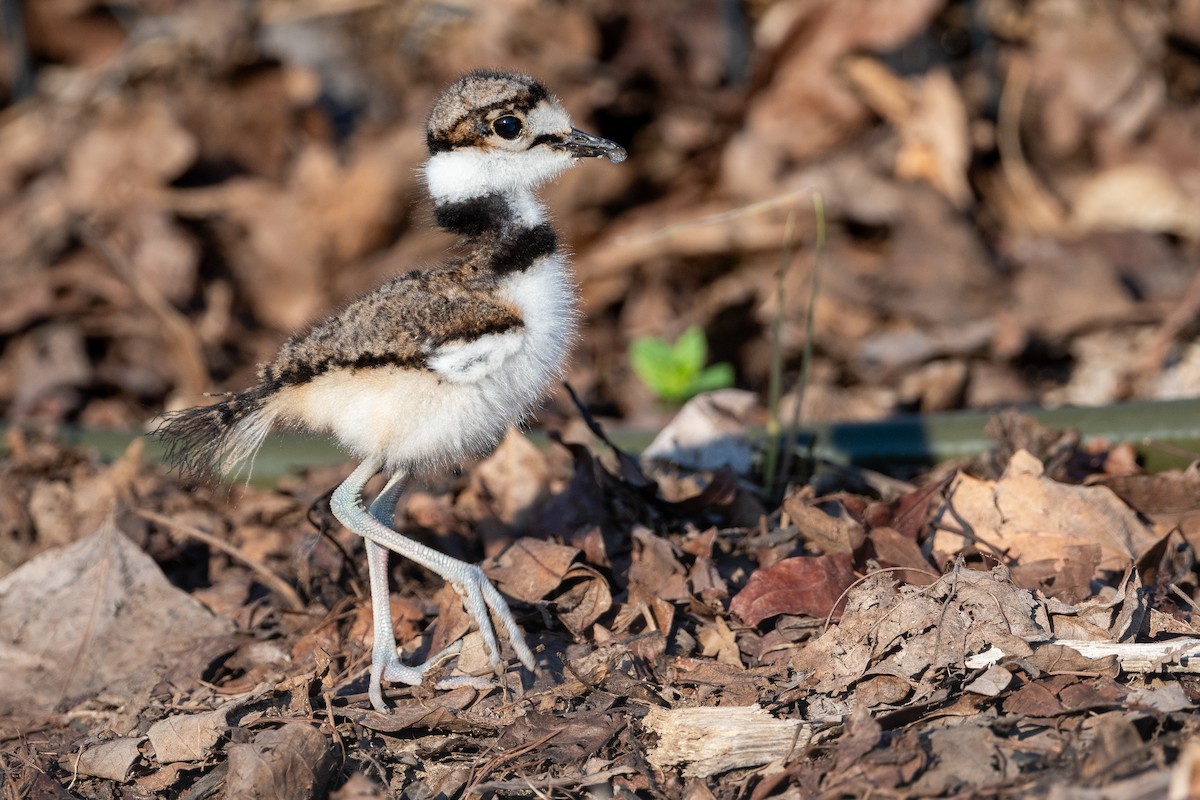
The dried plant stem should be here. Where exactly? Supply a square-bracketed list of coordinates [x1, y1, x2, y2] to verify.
[136, 508, 306, 613]
[777, 192, 826, 495]
[761, 208, 797, 497]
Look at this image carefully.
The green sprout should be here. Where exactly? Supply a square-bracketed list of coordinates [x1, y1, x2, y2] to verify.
[629, 326, 735, 405]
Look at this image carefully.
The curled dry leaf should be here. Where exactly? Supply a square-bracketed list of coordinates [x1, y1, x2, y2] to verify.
[463, 429, 551, 532]
[1045, 568, 1148, 643]
[553, 562, 613, 634]
[147, 707, 230, 764]
[71, 737, 146, 782]
[642, 389, 757, 474]
[782, 492, 865, 556]
[629, 526, 690, 602]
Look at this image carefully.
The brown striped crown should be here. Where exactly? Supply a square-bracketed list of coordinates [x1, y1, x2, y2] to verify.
[426, 70, 549, 154]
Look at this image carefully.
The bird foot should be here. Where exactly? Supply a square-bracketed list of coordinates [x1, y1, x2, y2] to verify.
[445, 562, 538, 674]
[368, 639, 506, 712]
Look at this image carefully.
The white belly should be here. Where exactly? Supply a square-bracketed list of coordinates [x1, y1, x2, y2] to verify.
[275, 254, 577, 470]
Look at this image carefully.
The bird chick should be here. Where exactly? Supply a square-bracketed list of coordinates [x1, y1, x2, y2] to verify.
[156, 70, 625, 711]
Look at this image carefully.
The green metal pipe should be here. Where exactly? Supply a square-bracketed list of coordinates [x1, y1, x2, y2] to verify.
[5, 398, 1198, 483]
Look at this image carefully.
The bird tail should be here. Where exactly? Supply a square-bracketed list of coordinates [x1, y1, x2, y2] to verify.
[153, 389, 279, 482]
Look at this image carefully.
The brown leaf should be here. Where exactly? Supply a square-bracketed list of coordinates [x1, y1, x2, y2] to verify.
[148, 707, 230, 764]
[688, 555, 728, 606]
[783, 493, 864, 556]
[910, 723, 1004, 795]
[1025, 644, 1120, 679]
[855, 674, 913, 706]
[867, 527, 935, 585]
[1057, 678, 1129, 712]
[223, 723, 335, 800]
[485, 537, 580, 603]
[72, 737, 145, 782]
[462, 430, 552, 534]
[1003, 678, 1066, 718]
[1071, 163, 1200, 237]
[933, 450, 1157, 574]
[1009, 544, 1101, 604]
[833, 706, 883, 774]
[845, 60, 971, 208]
[629, 527, 689, 602]
[553, 562, 613, 634]
[721, 0, 943, 195]
[1046, 568, 1148, 642]
[729, 554, 856, 626]
[963, 665, 1014, 698]
[65, 100, 196, 215]
[793, 568, 1052, 698]
[696, 616, 741, 667]
[338, 687, 489, 734]
[173, 136, 413, 330]
[0, 515, 232, 715]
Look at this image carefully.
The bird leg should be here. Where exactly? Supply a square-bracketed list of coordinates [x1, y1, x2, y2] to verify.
[331, 458, 536, 711]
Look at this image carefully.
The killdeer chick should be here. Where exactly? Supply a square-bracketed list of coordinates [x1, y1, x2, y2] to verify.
[156, 70, 625, 712]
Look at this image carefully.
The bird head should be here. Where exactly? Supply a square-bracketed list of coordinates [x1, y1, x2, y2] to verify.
[424, 70, 625, 205]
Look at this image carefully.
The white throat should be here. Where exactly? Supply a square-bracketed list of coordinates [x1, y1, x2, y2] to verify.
[424, 147, 574, 220]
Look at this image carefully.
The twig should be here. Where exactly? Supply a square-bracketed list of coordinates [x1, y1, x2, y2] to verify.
[562, 381, 624, 454]
[135, 508, 306, 613]
[469, 764, 637, 793]
[997, 56, 1064, 232]
[466, 729, 561, 793]
[78, 221, 211, 407]
[579, 190, 815, 282]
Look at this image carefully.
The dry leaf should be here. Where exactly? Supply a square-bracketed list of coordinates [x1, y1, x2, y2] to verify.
[553, 562, 613, 633]
[933, 450, 1158, 573]
[485, 537, 580, 603]
[71, 737, 146, 782]
[0, 515, 232, 715]
[1071, 163, 1200, 237]
[147, 707, 230, 764]
[223, 723, 335, 799]
[783, 494, 865, 557]
[729, 554, 856, 626]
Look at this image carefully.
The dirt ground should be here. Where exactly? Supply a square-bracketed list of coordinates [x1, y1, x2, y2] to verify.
[2, 1, 1200, 797]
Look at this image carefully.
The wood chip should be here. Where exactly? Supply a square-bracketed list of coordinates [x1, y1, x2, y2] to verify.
[644, 705, 812, 778]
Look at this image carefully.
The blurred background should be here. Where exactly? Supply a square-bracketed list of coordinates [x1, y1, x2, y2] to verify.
[1, 0, 1199, 435]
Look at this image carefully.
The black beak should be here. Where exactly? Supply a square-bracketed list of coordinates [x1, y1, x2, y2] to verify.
[558, 128, 627, 163]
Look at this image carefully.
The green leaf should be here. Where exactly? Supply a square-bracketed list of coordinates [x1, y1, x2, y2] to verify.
[688, 362, 735, 395]
[630, 328, 731, 404]
[673, 326, 708, 373]
[630, 337, 691, 401]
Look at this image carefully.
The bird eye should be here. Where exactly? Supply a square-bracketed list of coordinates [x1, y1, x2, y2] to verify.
[491, 115, 523, 140]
